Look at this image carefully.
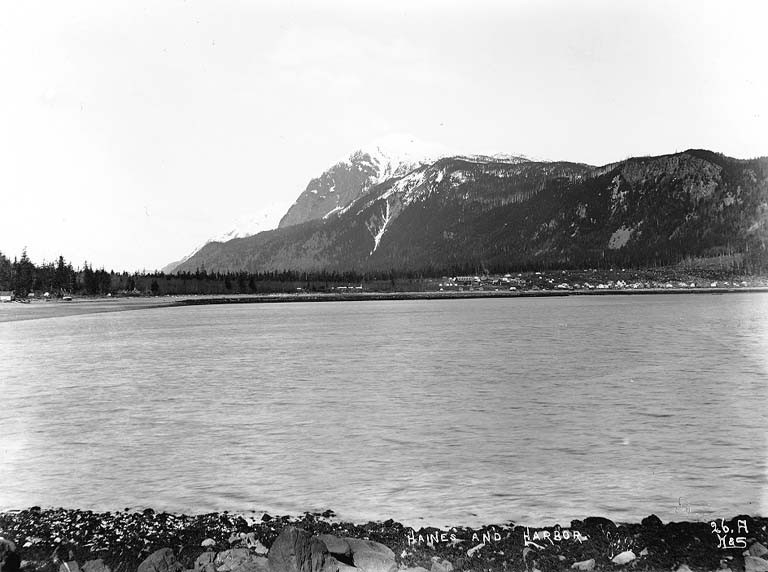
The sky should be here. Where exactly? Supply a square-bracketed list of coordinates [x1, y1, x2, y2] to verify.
[1, 0, 767, 271]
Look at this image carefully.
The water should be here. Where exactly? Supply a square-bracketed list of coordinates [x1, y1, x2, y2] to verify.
[1, 294, 767, 527]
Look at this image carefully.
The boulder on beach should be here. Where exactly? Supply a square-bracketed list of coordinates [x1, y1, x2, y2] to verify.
[232, 557, 268, 572]
[315, 536, 350, 558]
[349, 552, 396, 572]
[1, 555, 20, 572]
[429, 558, 453, 572]
[194, 552, 216, 572]
[583, 517, 617, 531]
[343, 540, 393, 562]
[611, 551, 635, 565]
[751, 543, 768, 558]
[267, 527, 334, 572]
[640, 515, 663, 529]
[0, 539, 20, 572]
[570, 559, 594, 571]
[137, 548, 184, 572]
[340, 537, 395, 572]
[746, 556, 768, 572]
[214, 549, 268, 572]
[243, 534, 269, 556]
[215, 549, 251, 572]
[82, 559, 111, 572]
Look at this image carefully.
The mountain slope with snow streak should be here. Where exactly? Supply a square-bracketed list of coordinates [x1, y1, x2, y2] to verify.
[172, 149, 768, 275]
[175, 154, 595, 272]
[278, 134, 446, 229]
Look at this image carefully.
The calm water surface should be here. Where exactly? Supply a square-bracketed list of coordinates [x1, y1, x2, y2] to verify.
[1, 294, 767, 527]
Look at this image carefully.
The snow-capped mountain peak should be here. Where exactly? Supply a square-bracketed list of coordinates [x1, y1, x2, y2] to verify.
[364, 132, 447, 158]
[354, 133, 450, 181]
[278, 134, 449, 229]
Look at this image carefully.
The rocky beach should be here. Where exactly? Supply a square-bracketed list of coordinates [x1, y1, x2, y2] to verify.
[2, 509, 767, 572]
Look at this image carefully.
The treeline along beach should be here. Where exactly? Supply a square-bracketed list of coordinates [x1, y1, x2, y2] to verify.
[1, 248, 766, 299]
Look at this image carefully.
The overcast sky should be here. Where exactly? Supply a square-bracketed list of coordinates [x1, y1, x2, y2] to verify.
[1, 0, 766, 271]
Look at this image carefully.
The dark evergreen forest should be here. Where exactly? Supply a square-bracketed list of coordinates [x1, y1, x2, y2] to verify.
[1, 245, 762, 300]
[0, 249, 444, 297]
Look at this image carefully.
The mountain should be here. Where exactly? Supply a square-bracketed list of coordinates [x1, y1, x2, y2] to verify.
[162, 204, 288, 273]
[161, 257, 189, 275]
[173, 149, 768, 275]
[164, 135, 535, 273]
[164, 136, 442, 273]
[278, 134, 449, 229]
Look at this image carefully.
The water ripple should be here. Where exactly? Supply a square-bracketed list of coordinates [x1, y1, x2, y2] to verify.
[0, 294, 766, 526]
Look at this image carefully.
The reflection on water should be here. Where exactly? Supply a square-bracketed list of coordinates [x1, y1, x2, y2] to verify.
[1, 294, 766, 526]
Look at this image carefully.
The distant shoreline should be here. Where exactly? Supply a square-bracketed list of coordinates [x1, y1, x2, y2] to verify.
[2, 287, 767, 323]
[173, 286, 768, 306]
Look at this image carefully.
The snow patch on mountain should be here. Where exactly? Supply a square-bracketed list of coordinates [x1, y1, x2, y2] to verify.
[381, 168, 429, 205]
[355, 133, 449, 183]
[450, 170, 473, 185]
[323, 205, 343, 219]
[348, 156, 554, 256]
[456, 153, 531, 164]
[369, 199, 392, 255]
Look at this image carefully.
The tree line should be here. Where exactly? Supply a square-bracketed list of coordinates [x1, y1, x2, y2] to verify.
[0, 250, 79, 296]
[0, 249, 442, 297]
[2, 243, 763, 300]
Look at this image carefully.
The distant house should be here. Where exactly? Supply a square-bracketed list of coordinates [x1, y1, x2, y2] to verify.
[0, 291, 14, 302]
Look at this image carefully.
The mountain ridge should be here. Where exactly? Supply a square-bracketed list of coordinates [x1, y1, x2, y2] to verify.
[172, 149, 768, 275]
[277, 136, 444, 229]
[164, 138, 538, 272]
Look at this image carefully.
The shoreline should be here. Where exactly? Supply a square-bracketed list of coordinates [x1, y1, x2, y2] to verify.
[2, 287, 767, 324]
[172, 286, 768, 306]
[1, 508, 766, 572]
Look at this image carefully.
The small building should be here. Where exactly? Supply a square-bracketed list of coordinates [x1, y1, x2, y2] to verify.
[0, 291, 14, 302]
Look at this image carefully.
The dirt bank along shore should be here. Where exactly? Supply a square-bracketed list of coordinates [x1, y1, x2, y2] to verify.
[2, 509, 768, 572]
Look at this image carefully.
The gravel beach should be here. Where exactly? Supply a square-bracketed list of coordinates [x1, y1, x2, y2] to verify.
[2, 508, 766, 572]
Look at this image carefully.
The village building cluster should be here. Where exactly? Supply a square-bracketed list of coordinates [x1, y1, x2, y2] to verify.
[439, 271, 755, 292]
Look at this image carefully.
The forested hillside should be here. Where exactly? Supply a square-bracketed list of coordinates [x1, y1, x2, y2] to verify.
[175, 150, 768, 275]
